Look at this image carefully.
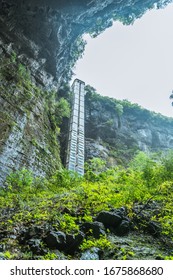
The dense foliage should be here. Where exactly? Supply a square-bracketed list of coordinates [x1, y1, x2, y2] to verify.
[0, 151, 173, 259]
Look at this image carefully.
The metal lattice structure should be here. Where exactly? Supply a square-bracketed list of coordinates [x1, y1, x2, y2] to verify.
[66, 79, 85, 175]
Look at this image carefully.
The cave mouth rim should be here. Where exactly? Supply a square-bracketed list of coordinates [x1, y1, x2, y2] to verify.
[73, 3, 173, 118]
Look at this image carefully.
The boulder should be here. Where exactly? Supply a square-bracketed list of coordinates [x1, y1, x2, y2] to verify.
[82, 221, 105, 238]
[65, 231, 85, 254]
[27, 238, 46, 254]
[44, 231, 66, 250]
[95, 211, 122, 228]
[18, 225, 46, 245]
[147, 221, 161, 237]
[113, 207, 127, 218]
[116, 220, 130, 236]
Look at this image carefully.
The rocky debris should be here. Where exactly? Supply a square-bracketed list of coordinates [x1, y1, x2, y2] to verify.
[132, 201, 162, 236]
[0, 203, 171, 259]
[0, 253, 6, 260]
[44, 231, 66, 250]
[95, 208, 131, 236]
[27, 238, 46, 254]
[44, 230, 84, 254]
[65, 232, 85, 254]
[18, 226, 46, 245]
[80, 247, 100, 260]
[115, 220, 131, 236]
[81, 221, 105, 238]
[147, 221, 161, 237]
[95, 210, 123, 228]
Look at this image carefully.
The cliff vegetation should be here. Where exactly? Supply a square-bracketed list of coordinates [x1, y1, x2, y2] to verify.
[85, 86, 173, 166]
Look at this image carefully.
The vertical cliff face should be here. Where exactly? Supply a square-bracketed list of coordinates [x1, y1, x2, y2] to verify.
[0, 0, 172, 183]
[0, 47, 62, 185]
[85, 89, 173, 165]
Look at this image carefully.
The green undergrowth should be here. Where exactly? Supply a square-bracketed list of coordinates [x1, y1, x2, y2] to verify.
[0, 151, 173, 259]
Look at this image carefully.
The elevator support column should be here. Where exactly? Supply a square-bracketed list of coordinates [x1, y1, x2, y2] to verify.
[66, 79, 85, 175]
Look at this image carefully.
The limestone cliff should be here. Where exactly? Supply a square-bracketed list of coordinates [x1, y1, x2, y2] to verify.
[1, 0, 170, 81]
[0, 48, 62, 185]
[0, 0, 173, 183]
[85, 87, 173, 165]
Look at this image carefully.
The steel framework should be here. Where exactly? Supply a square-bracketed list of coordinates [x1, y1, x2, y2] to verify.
[66, 79, 85, 175]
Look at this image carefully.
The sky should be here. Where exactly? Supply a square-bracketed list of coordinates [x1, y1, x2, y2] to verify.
[73, 3, 173, 117]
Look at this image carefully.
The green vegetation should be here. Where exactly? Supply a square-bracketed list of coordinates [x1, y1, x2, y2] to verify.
[87, 1, 171, 38]
[0, 151, 173, 259]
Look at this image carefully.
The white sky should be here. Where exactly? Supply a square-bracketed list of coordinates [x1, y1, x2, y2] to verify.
[73, 3, 173, 117]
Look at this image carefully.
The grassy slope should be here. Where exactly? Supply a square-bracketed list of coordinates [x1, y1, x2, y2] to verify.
[0, 152, 173, 259]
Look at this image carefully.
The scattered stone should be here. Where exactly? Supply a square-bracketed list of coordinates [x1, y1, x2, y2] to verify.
[27, 238, 45, 254]
[95, 210, 122, 228]
[0, 253, 5, 260]
[52, 250, 69, 260]
[65, 231, 85, 254]
[0, 245, 3, 252]
[116, 220, 130, 236]
[112, 207, 127, 218]
[147, 221, 161, 237]
[44, 231, 66, 250]
[80, 247, 100, 260]
[18, 228, 31, 245]
[82, 221, 105, 238]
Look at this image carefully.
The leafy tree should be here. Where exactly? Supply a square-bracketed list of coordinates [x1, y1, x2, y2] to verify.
[115, 103, 123, 128]
[54, 97, 70, 125]
[161, 150, 173, 180]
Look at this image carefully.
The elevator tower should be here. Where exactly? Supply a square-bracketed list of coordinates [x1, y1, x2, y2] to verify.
[66, 79, 85, 175]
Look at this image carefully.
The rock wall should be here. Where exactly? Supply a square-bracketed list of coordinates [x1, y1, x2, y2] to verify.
[0, 44, 61, 185]
[85, 89, 173, 165]
[0, 0, 172, 182]
[0, 0, 170, 82]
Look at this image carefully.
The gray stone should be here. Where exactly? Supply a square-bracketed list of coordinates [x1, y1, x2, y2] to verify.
[44, 231, 66, 250]
[65, 231, 85, 253]
[147, 221, 161, 237]
[27, 238, 44, 254]
[80, 247, 100, 260]
[82, 221, 105, 238]
[116, 220, 130, 236]
[0, 253, 5, 260]
[96, 211, 122, 228]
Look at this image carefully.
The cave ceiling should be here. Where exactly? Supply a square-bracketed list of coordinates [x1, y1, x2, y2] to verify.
[0, 0, 172, 83]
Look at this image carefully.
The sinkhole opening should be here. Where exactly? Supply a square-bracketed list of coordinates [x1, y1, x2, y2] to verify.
[73, 3, 173, 118]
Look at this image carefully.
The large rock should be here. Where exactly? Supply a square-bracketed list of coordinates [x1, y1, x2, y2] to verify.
[65, 231, 85, 254]
[147, 221, 161, 237]
[18, 225, 46, 245]
[27, 238, 46, 254]
[82, 221, 105, 238]
[95, 211, 122, 228]
[44, 231, 66, 250]
[115, 220, 130, 236]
